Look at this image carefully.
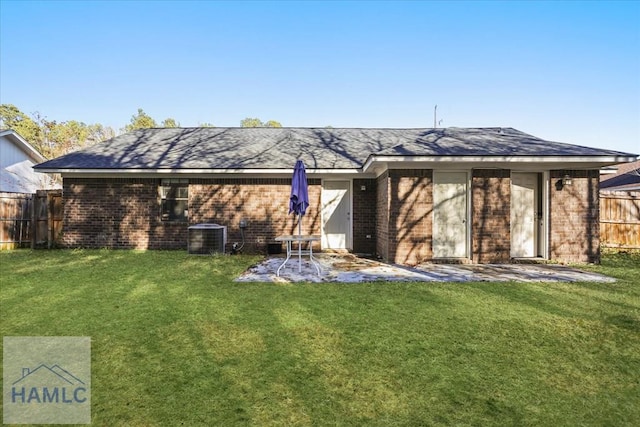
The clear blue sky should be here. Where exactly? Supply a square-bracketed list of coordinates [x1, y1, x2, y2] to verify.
[1, 0, 639, 154]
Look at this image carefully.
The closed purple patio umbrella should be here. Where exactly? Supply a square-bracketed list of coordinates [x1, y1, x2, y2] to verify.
[289, 160, 309, 219]
[289, 160, 309, 271]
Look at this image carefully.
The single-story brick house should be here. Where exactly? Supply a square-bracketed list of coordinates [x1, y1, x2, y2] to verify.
[34, 127, 637, 264]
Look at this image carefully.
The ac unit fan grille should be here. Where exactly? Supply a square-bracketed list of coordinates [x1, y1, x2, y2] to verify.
[188, 224, 226, 254]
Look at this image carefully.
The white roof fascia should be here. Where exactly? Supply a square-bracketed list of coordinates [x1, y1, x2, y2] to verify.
[38, 167, 364, 175]
[362, 155, 639, 173]
[36, 156, 639, 176]
[0, 130, 46, 163]
[599, 167, 619, 175]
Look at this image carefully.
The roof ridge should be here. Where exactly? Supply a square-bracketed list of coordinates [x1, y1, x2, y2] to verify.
[130, 126, 517, 131]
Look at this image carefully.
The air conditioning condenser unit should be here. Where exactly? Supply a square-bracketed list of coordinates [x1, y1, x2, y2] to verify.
[188, 223, 227, 254]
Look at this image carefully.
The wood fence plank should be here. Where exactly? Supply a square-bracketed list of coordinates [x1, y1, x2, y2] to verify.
[0, 191, 62, 249]
[600, 191, 640, 249]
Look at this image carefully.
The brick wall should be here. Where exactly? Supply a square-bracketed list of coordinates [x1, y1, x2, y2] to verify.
[62, 178, 185, 249]
[61, 177, 327, 252]
[189, 178, 321, 252]
[549, 170, 600, 263]
[376, 171, 390, 261]
[62, 170, 601, 263]
[384, 169, 433, 265]
[352, 178, 377, 255]
[471, 169, 511, 263]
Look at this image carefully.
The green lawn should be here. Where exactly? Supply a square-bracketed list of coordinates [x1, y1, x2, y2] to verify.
[1, 250, 639, 426]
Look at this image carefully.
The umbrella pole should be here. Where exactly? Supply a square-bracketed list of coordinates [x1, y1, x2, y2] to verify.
[298, 214, 302, 272]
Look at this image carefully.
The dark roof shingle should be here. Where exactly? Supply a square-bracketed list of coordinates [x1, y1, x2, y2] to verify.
[35, 127, 636, 171]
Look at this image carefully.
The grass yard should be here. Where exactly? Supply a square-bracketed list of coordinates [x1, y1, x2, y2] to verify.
[1, 250, 639, 426]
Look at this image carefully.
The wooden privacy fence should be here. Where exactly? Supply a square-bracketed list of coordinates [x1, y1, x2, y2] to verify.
[600, 190, 640, 249]
[0, 190, 62, 249]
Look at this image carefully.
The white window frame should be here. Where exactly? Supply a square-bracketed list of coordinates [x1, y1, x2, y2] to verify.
[160, 179, 188, 222]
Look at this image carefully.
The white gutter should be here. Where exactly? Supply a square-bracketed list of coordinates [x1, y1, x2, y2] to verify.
[34, 167, 364, 175]
[35, 156, 639, 175]
[361, 155, 639, 173]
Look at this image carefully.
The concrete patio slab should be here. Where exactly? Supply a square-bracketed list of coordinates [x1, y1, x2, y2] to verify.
[234, 254, 616, 283]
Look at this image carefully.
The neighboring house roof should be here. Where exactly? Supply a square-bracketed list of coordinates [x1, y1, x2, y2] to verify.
[600, 160, 640, 192]
[1, 129, 60, 193]
[34, 127, 637, 174]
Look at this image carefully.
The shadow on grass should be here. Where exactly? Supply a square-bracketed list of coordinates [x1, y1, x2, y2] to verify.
[462, 282, 578, 319]
[606, 314, 640, 332]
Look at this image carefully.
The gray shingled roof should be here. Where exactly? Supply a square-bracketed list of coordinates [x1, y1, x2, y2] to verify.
[34, 127, 635, 171]
[600, 160, 640, 191]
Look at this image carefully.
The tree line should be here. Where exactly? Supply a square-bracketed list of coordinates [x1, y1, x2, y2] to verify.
[0, 104, 282, 159]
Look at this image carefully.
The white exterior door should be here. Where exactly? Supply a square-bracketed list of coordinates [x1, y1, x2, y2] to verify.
[321, 180, 351, 250]
[433, 171, 468, 258]
[511, 172, 538, 257]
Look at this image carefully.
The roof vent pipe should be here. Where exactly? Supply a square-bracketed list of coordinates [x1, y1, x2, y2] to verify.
[433, 105, 437, 128]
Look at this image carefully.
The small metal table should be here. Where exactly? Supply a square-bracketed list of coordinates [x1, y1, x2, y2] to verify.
[275, 235, 321, 277]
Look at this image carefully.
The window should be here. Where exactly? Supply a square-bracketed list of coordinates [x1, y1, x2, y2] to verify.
[160, 179, 188, 221]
